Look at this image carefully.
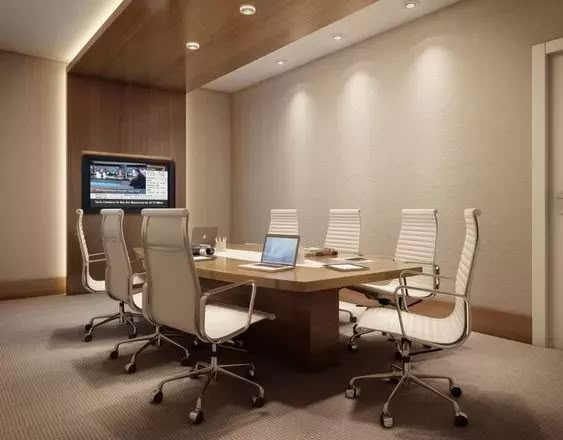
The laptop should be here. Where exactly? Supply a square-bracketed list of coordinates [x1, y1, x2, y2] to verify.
[191, 226, 218, 247]
[239, 234, 300, 272]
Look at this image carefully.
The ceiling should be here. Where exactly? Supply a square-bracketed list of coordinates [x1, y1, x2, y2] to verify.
[204, 0, 463, 93]
[69, 0, 381, 92]
[0, 0, 126, 63]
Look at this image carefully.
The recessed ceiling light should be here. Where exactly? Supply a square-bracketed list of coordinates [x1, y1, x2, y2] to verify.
[403, 0, 419, 9]
[276, 59, 287, 65]
[240, 4, 256, 15]
[332, 33, 344, 41]
[186, 41, 200, 50]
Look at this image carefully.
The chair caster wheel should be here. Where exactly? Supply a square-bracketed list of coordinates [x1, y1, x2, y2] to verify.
[109, 349, 119, 360]
[389, 377, 399, 385]
[189, 410, 204, 425]
[84, 324, 92, 332]
[380, 411, 394, 429]
[348, 343, 358, 352]
[191, 339, 200, 350]
[455, 412, 469, 427]
[234, 338, 245, 349]
[124, 362, 137, 374]
[246, 368, 256, 380]
[128, 332, 137, 339]
[83, 334, 93, 343]
[180, 356, 190, 367]
[251, 395, 264, 408]
[345, 386, 360, 399]
[350, 316, 358, 323]
[151, 390, 163, 404]
[450, 385, 462, 397]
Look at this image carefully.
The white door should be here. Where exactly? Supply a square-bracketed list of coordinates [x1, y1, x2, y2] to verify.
[548, 52, 563, 349]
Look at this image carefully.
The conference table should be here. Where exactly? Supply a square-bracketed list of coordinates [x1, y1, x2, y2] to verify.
[133, 245, 421, 371]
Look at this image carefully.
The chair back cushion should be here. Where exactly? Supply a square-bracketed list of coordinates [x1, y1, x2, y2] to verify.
[268, 209, 299, 235]
[448, 208, 481, 343]
[324, 209, 361, 254]
[76, 209, 89, 263]
[100, 209, 132, 303]
[141, 209, 200, 335]
[394, 209, 438, 264]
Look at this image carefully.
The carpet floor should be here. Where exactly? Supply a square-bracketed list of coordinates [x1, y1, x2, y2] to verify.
[0, 293, 561, 440]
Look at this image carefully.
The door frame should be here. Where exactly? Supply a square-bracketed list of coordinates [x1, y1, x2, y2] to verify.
[532, 37, 563, 347]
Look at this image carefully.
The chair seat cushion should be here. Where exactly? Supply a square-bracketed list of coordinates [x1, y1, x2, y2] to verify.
[204, 303, 273, 340]
[88, 278, 106, 293]
[356, 277, 434, 299]
[357, 306, 465, 346]
[132, 292, 143, 310]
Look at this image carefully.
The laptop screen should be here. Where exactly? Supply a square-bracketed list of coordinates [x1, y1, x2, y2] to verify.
[262, 235, 300, 266]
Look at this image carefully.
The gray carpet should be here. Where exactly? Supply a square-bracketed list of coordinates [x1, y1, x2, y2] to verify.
[0, 294, 562, 440]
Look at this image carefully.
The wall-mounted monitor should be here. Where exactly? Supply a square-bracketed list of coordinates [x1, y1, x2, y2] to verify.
[82, 152, 175, 212]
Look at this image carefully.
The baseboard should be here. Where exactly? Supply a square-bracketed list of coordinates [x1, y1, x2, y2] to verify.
[340, 289, 532, 344]
[0, 277, 66, 300]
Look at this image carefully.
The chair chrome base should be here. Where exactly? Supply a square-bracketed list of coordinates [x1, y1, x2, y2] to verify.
[151, 343, 264, 424]
[108, 325, 192, 374]
[345, 340, 468, 429]
[83, 302, 142, 342]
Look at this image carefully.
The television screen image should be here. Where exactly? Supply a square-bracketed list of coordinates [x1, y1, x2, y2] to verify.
[82, 154, 174, 211]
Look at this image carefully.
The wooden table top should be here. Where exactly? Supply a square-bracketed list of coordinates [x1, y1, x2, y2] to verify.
[133, 245, 421, 293]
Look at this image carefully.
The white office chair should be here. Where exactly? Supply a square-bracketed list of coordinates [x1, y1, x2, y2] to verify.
[141, 208, 275, 424]
[78, 209, 137, 342]
[268, 208, 299, 235]
[324, 208, 364, 323]
[347, 209, 439, 350]
[100, 209, 190, 374]
[345, 209, 481, 429]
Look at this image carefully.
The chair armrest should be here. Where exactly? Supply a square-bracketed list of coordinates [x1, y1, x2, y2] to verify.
[200, 280, 258, 341]
[399, 270, 454, 281]
[391, 285, 471, 340]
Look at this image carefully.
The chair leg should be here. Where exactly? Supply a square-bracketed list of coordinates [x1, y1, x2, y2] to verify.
[83, 313, 121, 341]
[345, 342, 469, 428]
[348, 325, 375, 352]
[416, 373, 454, 388]
[217, 366, 264, 396]
[150, 343, 265, 424]
[160, 334, 191, 363]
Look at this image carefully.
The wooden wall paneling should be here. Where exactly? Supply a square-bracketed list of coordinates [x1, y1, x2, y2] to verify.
[69, 0, 380, 91]
[66, 74, 186, 293]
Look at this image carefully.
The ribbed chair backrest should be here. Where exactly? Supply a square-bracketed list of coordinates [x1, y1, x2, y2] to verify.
[76, 209, 104, 293]
[324, 209, 361, 254]
[141, 209, 201, 336]
[394, 209, 438, 265]
[446, 208, 481, 345]
[268, 209, 299, 235]
[100, 209, 132, 303]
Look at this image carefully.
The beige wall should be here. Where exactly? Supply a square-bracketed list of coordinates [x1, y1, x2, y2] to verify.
[231, 0, 563, 316]
[186, 89, 231, 236]
[0, 51, 66, 288]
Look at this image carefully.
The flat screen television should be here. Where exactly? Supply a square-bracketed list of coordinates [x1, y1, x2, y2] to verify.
[82, 153, 175, 212]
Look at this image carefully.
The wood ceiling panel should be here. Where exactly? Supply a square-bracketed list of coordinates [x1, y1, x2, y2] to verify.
[70, 0, 380, 92]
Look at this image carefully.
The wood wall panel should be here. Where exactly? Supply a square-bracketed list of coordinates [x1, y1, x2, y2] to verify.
[66, 74, 186, 294]
[69, 0, 380, 91]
